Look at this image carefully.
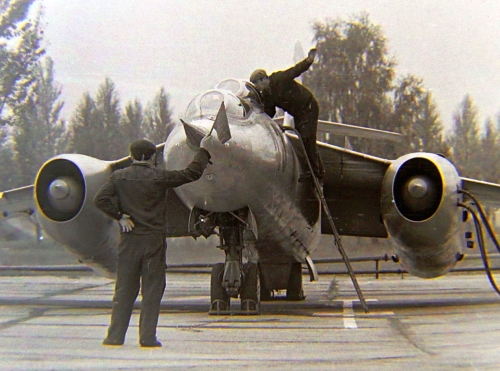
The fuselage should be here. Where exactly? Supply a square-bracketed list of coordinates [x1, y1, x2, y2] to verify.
[163, 79, 321, 263]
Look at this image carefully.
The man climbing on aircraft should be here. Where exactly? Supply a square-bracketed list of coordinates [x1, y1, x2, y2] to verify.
[94, 139, 211, 348]
[250, 47, 324, 182]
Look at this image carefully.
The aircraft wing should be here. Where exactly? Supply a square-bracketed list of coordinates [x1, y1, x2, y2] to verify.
[316, 140, 391, 238]
[316, 141, 500, 237]
[0, 185, 35, 220]
[276, 117, 405, 143]
[317, 120, 405, 143]
[461, 178, 500, 208]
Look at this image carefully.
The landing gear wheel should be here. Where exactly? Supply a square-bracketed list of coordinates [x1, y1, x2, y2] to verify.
[209, 263, 230, 314]
[240, 262, 260, 314]
[286, 262, 305, 301]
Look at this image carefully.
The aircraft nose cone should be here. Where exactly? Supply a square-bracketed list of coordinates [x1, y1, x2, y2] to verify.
[407, 177, 428, 199]
[49, 179, 70, 199]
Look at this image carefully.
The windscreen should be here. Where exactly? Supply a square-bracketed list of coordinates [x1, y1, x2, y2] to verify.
[185, 90, 246, 120]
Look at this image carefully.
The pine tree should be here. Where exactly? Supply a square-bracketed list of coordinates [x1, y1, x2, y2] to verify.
[93, 78, 124, 159]
[416, 93, 450, 156]
[392, 75, 449, 156]
[70, 93, 98, 156]
[392, 75, 425, 148]
[143, 87, 174, 145]
[69, 78, 125, 160]
[478, 118, 500, 183]
[447, 95, 481, 178]
[121, 99, 144, 145]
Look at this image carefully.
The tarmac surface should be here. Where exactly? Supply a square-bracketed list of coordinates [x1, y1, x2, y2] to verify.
[1, 270, 500, 370]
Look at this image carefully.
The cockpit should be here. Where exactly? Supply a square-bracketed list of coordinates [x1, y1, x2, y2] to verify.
[185, 90, 245, 121]
[184, 79, 263, 122]
[215, 78, 262, 107]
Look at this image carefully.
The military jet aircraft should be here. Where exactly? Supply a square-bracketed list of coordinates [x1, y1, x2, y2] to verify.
[2, 77, 500, 314]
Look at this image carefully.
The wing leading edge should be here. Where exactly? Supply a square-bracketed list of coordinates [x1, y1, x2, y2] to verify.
[275, 116, 405, 144]
[461, 178, 500, 209]
[0, 185, 35, 220]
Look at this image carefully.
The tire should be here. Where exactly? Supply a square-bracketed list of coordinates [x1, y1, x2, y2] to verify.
[286, 262, 305, 301]
[209, 263, 229, 313]
[240, 262, 260, 313]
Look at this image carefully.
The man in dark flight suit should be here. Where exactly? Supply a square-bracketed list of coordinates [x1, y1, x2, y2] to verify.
[94, 139, 211, 348]
[250, 48, 324, 182]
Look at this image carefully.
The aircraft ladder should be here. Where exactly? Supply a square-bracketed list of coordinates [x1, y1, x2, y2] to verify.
[284, 126, 369, 313]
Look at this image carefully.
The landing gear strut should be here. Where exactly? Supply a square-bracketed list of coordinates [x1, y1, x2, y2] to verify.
[209, 210, 260, 315]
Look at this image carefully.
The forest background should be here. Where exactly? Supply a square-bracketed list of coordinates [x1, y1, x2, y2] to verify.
[1, 0, 499, 192]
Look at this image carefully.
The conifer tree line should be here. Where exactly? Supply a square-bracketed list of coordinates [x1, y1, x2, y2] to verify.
[1, 4, 499, 191]
[0, 1, 174, 190]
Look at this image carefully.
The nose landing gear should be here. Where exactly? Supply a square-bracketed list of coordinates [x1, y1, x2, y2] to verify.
[209, 210, 260, 315]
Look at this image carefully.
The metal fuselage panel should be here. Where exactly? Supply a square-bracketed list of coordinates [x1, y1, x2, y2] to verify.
[164, 111, 321, 263]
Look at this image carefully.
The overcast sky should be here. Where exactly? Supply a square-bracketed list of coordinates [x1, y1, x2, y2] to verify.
[40, 0, 500, 131]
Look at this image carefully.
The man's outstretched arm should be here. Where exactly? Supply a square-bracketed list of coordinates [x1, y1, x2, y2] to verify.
[279, 48, 316, 81]
[164, 148, 211, 187]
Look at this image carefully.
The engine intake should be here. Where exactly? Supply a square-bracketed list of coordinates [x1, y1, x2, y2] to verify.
[34, 154, 119, 276]
[35, 159, 85, 222]
[393, 157, 442, 221]
[381, 153, 463, 278]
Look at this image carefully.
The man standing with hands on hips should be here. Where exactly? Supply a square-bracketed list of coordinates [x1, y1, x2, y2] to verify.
[250, 47, 324, 182]
[94, 139, 211, 348]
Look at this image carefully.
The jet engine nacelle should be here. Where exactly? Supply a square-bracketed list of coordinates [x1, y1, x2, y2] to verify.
[34, 154, 118, 277]
[381, 153, 462, 278]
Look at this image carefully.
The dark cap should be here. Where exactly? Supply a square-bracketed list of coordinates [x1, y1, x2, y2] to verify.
[130, 139, 156, 161]
[250, 69, 268, 84]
